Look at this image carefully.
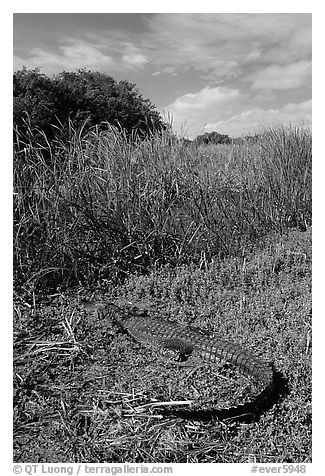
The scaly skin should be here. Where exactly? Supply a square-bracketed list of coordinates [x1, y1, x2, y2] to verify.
[96, 302, 276, 419]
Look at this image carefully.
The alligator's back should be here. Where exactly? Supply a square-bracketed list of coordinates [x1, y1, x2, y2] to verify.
[96, 302, 277, 419]
[123, 313, 274, 390]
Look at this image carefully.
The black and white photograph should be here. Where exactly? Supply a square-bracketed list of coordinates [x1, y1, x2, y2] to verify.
[12, 6, 312, 469]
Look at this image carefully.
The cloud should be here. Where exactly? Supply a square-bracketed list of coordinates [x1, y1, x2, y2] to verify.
[244, 49, 261, 62]
[122, 53, 148, 67]
[14, 38, 150, 75]
[14, 41, 116, 74]
[168, 86, 241, 114]
[247, 61, 311, 90]
[206, 100, 312, 137]
[121, 43, 150, 68]
[163, 86, 245, 138]
[263, 24, 312, 64]
[163, 82, 311, 138]
[14, 14, 312, 138]
[14, 13, 311, 86]
[143, 13, 311, 79]
[152, 66, 179, 77]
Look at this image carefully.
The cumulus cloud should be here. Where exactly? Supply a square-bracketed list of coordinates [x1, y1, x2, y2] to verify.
[248, 61, 311, 90]
[163, 86, 245, 138]
[163, 82, 311, 138]
[121, 43, 150, 68]
[205, 100, 312, 137]
[14, 13, 312, 137]
[168, 86, 241, 114]
[122, 53, 148, 67]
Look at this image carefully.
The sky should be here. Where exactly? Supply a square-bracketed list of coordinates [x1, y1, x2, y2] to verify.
[13, 13, 312, 139]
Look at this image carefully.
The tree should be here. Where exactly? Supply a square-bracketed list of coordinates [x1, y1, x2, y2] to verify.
[195, 131, 231, 145]
[13, 68, 166, 148]
[13, 68, 60, 142]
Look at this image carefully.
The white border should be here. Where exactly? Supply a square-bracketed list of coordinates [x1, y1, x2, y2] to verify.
[2, 3, 322, 473]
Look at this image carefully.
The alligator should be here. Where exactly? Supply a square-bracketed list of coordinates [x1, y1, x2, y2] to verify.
[91, 301, 279, 421]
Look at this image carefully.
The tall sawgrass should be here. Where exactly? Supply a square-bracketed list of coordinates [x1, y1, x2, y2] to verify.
[13, 122, 311, 291]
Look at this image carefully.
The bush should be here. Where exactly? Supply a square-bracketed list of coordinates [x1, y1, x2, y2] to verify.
[13, 68, 166, 150]
[195, 131, 231, 145]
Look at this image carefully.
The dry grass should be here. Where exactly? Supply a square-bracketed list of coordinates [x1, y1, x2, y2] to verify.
[13, 123, 311, 292]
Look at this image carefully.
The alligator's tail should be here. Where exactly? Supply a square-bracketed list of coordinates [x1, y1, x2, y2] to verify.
[151, 329, 277, 422]
[89, 301, 281, 421]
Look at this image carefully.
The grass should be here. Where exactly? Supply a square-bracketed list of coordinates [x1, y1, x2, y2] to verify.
[13, 123, 312, 462]
[13, 123, 311, 291]
[13, 227, 311, 463]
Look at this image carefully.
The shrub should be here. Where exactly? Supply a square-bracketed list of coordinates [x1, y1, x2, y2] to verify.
[195, 131, 231, 145]
[13, 68, 166, 151]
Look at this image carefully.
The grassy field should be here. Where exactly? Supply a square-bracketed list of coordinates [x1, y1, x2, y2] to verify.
[13, 124, 312, 463]
[14, 124, 311, 290]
